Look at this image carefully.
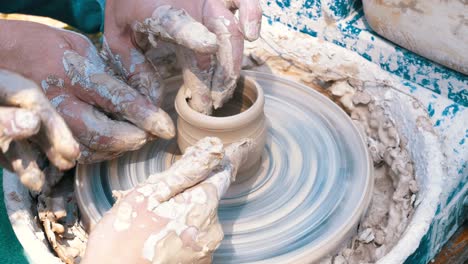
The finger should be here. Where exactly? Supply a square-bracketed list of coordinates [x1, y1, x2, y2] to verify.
[3, 140, 45, 192]
[203, 6, 244, 109]
[141, 137, 224, 206]
[147, 179, 225, 253]
[78, 144, 122, 164]
[51, 93, 148, 153]
[224, 138, 254, 180]
[0, 107, 40, 152]
[176, 47, 214, 115]
[133, 5, 218, 54]
[32, 104, 79, 170]
[0, 70, 79, 170]
[222, 0, 263, 41]
[62, 50, 175, 140]
[189, 138, 254, 200]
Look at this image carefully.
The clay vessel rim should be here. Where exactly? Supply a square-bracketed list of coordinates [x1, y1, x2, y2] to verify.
[175, 74, 265, 130]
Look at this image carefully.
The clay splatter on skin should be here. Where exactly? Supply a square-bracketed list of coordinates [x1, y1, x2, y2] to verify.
[128, 71, 164, 106]
[102, 35, 165, 106]
[129, 48, 146, 73]
[41, 75, 64, 92]
[113, 202, 134, 232]
[133, 5, 218, 54]
[49, 92, 71, 107]
[137, 185, 154, 197]
[135, 195, 145, 203]
[100, 37, 128, 78]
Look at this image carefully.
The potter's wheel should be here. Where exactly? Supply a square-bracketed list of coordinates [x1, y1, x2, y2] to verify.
[76, 71, 373, 263]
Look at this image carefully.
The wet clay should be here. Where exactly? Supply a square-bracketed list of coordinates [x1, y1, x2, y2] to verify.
[326, 84, 417, 263]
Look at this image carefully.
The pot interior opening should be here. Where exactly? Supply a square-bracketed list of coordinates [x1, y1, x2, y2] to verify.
[212, 76, 258, 117]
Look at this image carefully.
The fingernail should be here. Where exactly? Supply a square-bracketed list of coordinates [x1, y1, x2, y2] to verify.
[151, 110, 176, 140]
[200, 33, 218, 53]
[243, 20, 261, 41]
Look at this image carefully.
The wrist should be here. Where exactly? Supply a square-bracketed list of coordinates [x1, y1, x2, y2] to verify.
[103, 0, 136, 34]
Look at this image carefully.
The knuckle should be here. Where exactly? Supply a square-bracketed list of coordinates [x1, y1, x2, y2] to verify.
[61, 31, 93, 54]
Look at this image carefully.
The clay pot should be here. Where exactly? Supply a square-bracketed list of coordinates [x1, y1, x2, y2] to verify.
[175, 74, 267, 173]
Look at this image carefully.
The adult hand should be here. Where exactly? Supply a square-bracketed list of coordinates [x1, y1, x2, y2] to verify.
[0, 69, 79, 191]
[103, 0, 262, 114]
[0, 20, 175, 163]
[82, 137, 253, 263]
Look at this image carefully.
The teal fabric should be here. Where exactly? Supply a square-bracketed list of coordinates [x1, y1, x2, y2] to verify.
[0, 169, 28, 264]
[0, 0, 106, 33]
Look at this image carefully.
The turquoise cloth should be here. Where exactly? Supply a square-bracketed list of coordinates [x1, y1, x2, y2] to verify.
[0, 0, 105, 33]
[0, 169, 28, 264]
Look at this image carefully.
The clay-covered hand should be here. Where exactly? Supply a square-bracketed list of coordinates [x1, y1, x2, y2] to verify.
[0, 70, 79, 191]
[0, 20, 175, 163]
[103, 0, 262, 114]
[82, 137, 253, 264]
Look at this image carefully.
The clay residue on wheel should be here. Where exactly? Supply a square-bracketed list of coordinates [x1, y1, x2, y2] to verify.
[37, 175, 87, 264]
[328, 84, 418, 263]
[242, 22, 419, 263]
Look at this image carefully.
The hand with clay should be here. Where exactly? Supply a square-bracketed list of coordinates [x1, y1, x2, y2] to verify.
[103, 0, 262, 114]
[0, 70, 79, 191]
[82, 137, 253, 263]
[0, 20, 175, 163]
